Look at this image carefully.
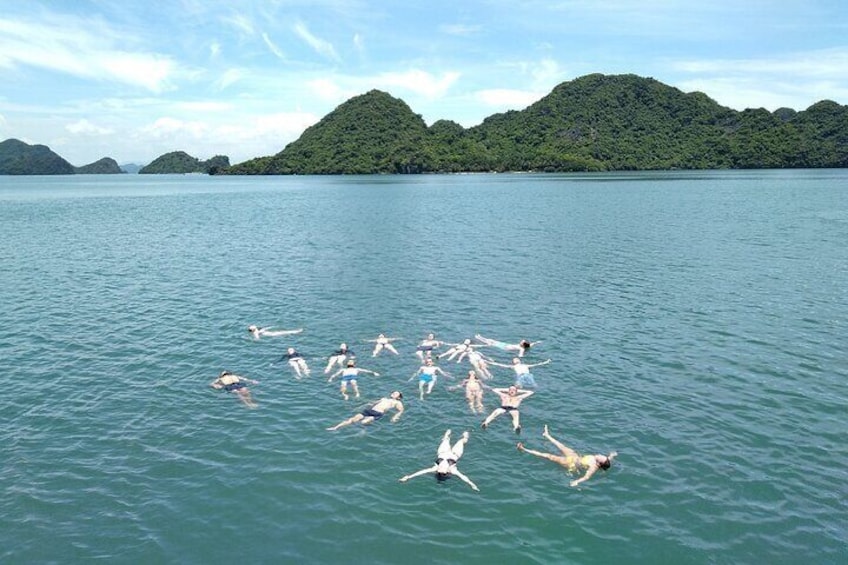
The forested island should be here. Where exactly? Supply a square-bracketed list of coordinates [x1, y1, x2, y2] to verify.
[2, 74, 846, 175]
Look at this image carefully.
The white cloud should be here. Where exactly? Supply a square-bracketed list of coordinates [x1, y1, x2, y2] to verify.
[262, 33, 285, 60]
[0, 16, 176, 93]
[222, 14, 255, 37]
[215, 68, 244, 90]
[66, 119, 112, 135]
[141, 117, 209, 139]
[372, 69, 461, 98]
[293, 22, 341, 62]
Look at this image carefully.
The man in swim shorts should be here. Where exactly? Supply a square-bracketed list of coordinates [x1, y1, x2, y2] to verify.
[480, 385, 535, 434]
[327, 359, 380, 400]
[210, 371, 259, 408]
[326, 391, 404, 431]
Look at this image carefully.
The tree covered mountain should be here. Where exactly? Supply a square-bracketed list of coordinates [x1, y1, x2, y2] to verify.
[139, 151, 230, 174]
[75, 157, 124, 174]
[226, 73, 848, 174]
[0, 138, 76, 175]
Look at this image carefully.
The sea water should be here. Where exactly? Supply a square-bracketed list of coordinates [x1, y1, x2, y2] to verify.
[0, 171, 845, 564]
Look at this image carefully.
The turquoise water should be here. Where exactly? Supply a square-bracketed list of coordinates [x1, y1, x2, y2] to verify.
[1, 171, 845, 564]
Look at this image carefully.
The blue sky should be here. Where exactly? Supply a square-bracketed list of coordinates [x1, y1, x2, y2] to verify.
[1, 1, 846, 166]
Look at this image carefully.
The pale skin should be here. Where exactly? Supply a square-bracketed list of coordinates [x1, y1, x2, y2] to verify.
[480, 386, 535, 433]
[210, 371, 259, 409]
[324, 343, 353, 374]
[367, 333, 401, 356]
[326, 392, 404, 431]
[416, 333, 445, 361]
[466, 349, 493, 379]
[248, 325, 303, 340]
[328, 362, 380, 400]
[517, 425, 618, 487]
[449, 371, 488, 413]
[409, 358, 451, 399]
[277, 347, 310, 379]
[474, 335, 542, 357]
[399, 430, 479, 491]
[489, 357, 551, 388]
[438, 339, 481, 363]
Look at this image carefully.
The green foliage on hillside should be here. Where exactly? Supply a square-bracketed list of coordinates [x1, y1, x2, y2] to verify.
[75, 157, 124, 174]
[224, 74, 848, 175]
[0, 138, 76, 175]
[139, 151, 230, 174]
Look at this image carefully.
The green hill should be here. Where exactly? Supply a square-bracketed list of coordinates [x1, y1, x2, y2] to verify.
[226, 73, 848, 174]
[0, 138, 75, 175]
[139, 151, 230, 174]
[75, 157, 124, 174]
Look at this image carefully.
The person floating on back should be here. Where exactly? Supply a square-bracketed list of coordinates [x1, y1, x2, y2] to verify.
[326, 391, 404, 431]
[399, 429, 479, 491]
[517, 425, 617, 487]
[211, 371, 258, 408]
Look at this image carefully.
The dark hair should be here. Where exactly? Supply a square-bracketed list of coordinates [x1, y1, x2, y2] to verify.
[435, 472, 450, 482]
[598, 457, 612, 470]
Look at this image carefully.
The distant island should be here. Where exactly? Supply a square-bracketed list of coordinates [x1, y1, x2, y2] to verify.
[2, 73, 846, 175]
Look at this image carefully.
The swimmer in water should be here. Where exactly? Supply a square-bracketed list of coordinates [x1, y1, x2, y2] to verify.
[448, 370, 488, 414]
[366, 333, 401, 356]
[324, 343, 355, 374]
[488, 357, 551, 389]
[326, 391, 404, 431]
[398, 429, 479, 491]
[480, 385, 535, 434]
[277, 347, 310, 379]
[210, 371, 258, 408]
[409, 357, 452, 400]
[415, 333, 445, 361]
[474, 334, 542, 357]
[517, 425, 617, 487]
[438, 338, 482, 363]
[466, 349, 493, 380]
[327, 359, 380, 400]
[247, 325, 303, 340]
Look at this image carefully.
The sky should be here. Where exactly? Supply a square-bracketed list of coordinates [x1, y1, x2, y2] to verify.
[1, 1, 846, 166]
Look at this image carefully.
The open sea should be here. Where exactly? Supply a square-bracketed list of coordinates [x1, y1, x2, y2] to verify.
[0, 170, 845, 564]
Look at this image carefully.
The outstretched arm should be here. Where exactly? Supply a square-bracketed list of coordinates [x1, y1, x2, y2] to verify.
[390, 403, 404, 423]
[528, 359, 552, 368]
[399, 465, 437, 482]
[571, 465, 599, 487]
[487, 360, 512, 368]
[362, 369, 380, 376]
[327, 369, 343, 382]
[452, 469, 480, 491]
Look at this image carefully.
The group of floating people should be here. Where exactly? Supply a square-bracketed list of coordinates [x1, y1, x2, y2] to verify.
[211, 328, 617, 489]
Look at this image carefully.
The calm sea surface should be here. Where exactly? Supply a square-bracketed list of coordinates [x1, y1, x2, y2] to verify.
[1, 171, 845, 564]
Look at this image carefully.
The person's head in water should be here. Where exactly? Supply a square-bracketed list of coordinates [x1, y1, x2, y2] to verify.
[596, 453, 615, 470]
[436, 457, 452, 479]
[390, 391, 403, 400]
[248, 325, 258, 332]
[346, 359, 356, 367]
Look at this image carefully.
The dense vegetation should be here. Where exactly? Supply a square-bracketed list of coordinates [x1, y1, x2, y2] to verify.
[0, 138, 75, 175]
[75, 157, 124, 174]
[139, 151, 230, 174]
[226, 74, 848, 174]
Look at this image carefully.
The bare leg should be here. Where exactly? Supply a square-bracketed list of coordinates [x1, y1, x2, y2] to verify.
[340, 382, 349, 400]
[352, 381, 360, 398]
[385, 344, 399, 355]
[289, 361, 303, 379]
[451, 431, 469, 459]
[300, 360, 310, 376]
[327, 413, 364, 431]
[474, 392, 484, 413]
[543, 425, 579, 458]
[517, 443, 567, 464]
[481, 407, 505, 428]
[237, 389, 257, 408]
[510, 410, 521, 433]
[419, 380, 425, 400]
[426, 379, 436, 395]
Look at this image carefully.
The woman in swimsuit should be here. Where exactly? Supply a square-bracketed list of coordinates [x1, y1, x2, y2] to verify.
[475, 334, 542, 357]
[517, 425, 617, 487]
[327, 359, 380, 400]
[210, 371, 258, 408]
[449, 370, 488, 414]
[488, 357, 551, 388]
[466, 349, 493, 379]
[399, 429, 479, 491]
[438, 338, 480, 363]
[324, 343, 354, 374]
[278, 347, 310, 379]
[366, 333, 401, 356]
[248, 325, 303, 340]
